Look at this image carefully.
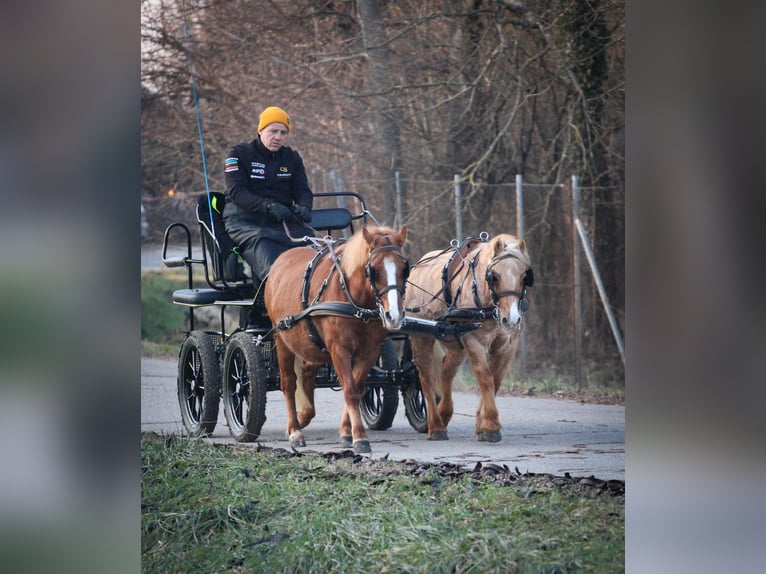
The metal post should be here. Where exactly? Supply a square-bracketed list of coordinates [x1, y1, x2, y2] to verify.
[571, 175, 583, 390]
[575, 218, 625, 365]
[454, 174, 463, 242]
[515, 173, 527, 379]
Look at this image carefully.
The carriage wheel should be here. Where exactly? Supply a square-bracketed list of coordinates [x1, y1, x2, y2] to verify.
[177, 331, 221, 436]
[401, 338, 440, 434]
[361, 338, 399, 430]
[222, 332, 268, 442]
[402, 380, 428, 433]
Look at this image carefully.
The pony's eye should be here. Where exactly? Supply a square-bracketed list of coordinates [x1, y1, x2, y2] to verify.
[368, 267, 379, 281]
[489, 271, 498, 284]
[403, 262, 411, 279]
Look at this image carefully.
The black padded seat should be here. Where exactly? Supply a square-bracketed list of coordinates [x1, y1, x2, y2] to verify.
[172, 288, 252, 306]
[310, 208, 353, 232]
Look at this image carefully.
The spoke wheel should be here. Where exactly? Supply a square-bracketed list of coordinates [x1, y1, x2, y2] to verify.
[177, 331, 221, 436]
[361, 339, 399, 430]
[222, 332, 267, 442]
[401, 338, 439, 434]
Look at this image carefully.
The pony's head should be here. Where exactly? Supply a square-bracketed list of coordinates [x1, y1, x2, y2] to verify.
[342, 225, 409, 330]
[482, 234, 534, 329]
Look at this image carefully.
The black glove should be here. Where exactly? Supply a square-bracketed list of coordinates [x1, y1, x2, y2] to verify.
[267, 202, 291, 223]
[293, 204, 312, 222]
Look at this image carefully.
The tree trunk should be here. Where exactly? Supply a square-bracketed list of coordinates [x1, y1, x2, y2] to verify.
[356, 0, 403, 223]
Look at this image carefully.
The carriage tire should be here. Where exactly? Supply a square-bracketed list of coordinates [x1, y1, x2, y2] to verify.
[222, 332, 267, 442]
[361, 339, 399, 430]
[401, 338, 440, 434]
[177, 331, 221, 436]
[403, 378, 429, 433]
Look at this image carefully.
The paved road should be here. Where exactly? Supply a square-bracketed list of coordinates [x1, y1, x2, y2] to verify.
[142, 356, 624, 480]
[142, 242, 623, 480]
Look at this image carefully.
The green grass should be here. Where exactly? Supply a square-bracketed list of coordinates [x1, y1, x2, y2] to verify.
[141, 270, 189, 346]
[142, 433, 624, 573]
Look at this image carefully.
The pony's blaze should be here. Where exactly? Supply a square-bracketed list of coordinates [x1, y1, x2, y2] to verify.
[381, 256, 405, 330]
[505, 299, 522, 328]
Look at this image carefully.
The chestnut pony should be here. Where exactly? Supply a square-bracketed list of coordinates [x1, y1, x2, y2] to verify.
[405, 234, 533, 442]
[264, 225, 408, 453]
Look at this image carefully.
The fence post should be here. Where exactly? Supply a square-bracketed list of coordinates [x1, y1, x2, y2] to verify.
[515, 173, 527, 379]
[574, 218, 626, 365]
[454, 174, 462, 242]
[571, 175, 583, 390]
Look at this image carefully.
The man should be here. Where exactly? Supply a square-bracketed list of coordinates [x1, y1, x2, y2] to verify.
[223, 105, 314, 285]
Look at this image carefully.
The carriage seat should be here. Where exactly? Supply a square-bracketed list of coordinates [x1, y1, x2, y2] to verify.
[309, 207, 353, 233]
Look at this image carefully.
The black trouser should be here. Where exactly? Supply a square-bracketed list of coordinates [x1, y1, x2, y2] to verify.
[236, 236, 306, 328]
[237, 236, 295, 284]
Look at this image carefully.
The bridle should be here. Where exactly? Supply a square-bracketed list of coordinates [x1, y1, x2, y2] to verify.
[365, 244, 410, 301]
[470, 250, 534, 320]
[483, 252, 534, 313]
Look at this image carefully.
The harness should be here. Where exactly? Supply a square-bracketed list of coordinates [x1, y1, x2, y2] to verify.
[264, 237, 409, 353]
[406, 234, 535, 347]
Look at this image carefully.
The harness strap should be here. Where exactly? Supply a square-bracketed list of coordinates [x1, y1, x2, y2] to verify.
[406, 235, 485, 313]
[291, 237, 399, 353]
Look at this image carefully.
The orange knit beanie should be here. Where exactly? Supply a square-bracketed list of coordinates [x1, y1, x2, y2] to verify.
[258, 106, 291, 132]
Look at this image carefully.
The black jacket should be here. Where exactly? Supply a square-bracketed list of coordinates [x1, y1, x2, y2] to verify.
[222, 137, 313, 242]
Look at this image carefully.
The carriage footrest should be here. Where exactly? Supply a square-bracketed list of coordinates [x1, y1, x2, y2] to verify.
[172, 288, 245, 306]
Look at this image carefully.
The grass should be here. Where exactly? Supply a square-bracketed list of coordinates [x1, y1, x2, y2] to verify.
[142, 433, 624, 573]
[141, 270, 191, 346]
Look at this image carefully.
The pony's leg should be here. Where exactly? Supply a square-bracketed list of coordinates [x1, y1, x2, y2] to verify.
[296, 360, 319, 429]
[436, 346, 465, 428]
[463, 337, 502, 442]
[332, 347, 376, 454]
[345, 351, 384, 453]
[410, 335, 448, 440]
[338, 404, 352, 449]
[488, 334, 517, 394]
[276, 340, 305, 447]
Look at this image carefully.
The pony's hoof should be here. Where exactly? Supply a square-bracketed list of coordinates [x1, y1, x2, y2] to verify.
[352, 440, 371, 454]
[338, 435, 353, 448]
[477, 430, 502, 443]
[429, 430, 449, 441]
[289, 431, 306, 448]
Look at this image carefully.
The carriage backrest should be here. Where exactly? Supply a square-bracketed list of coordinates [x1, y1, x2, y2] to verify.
[309, 207, 353, 235]
[195, 192, 249, 286]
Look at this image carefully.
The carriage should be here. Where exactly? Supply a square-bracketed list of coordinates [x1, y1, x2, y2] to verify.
[161, 191, 481, 444]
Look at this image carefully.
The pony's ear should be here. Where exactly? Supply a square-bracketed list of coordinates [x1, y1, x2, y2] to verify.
[493, 236, 506, 256]
[395, 225, 407, 244]
[362, 225, 373, 244]
[518, 238, 527, 254]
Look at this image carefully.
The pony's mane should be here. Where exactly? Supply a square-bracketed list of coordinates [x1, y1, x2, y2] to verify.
[340, 225, 398, 275]
[482, 233, 530, 267]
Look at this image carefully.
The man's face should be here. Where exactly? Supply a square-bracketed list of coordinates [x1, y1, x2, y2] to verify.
[260, 123, 288, 152]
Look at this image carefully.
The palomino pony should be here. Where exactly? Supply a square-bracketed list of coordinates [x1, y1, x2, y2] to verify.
[264, 225, 409, 453]
[405, 233, 533, 442]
